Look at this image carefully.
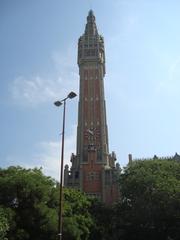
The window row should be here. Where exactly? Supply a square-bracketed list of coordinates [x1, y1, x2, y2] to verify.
[86, 171, 100, 181]
[84, 96, 99, 101]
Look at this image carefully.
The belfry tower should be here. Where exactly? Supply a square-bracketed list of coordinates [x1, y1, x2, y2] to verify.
[64, 10, 119, 204]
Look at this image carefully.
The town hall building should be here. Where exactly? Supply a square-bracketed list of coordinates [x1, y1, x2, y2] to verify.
[64, 10, 120, 204]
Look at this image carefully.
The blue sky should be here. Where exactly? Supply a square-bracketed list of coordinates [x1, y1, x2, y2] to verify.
[1, 0, 180, 179]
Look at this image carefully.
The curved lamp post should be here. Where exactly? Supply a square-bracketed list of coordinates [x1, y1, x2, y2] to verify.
[54, 91, 77, 240]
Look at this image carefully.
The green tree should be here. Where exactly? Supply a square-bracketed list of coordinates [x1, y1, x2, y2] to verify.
[115, 159, 180, 240]
[0, 208, 9, 240]
[88, 199, 115, 240]
[0, 166, 94, 240]
[0, 166, 58, 240]
[63, 188, 93, 240]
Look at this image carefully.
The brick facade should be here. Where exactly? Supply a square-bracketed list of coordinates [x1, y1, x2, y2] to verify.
[64, 10, 120, 204]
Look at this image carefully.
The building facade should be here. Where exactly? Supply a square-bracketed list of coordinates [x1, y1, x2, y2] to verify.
[64, 10, 119, 204]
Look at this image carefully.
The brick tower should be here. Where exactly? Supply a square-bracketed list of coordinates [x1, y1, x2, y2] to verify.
[64, 10, 119, 204]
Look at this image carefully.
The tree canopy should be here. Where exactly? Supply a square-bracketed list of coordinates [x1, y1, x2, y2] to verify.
[0, 208, 9, 240]
[0, 159, 179, 240]
[87, 159, 180, 240]
[115, 159, 180, 240]
[0, 166, 93, 240]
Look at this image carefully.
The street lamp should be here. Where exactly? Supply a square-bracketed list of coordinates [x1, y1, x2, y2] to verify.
[54, 91, 77, 240]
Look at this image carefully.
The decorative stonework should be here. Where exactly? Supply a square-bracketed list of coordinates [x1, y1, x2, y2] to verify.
[64, 10, 120, 204]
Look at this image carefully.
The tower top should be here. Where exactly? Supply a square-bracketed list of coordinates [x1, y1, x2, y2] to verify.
[87, 9, 95, 19]
[85, 10, 98, 36]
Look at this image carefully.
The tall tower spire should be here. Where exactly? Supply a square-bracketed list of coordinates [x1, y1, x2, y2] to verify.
[85, 10, 98, 36]
[77, 10, 107, 166]
[64, 11, 119, 204]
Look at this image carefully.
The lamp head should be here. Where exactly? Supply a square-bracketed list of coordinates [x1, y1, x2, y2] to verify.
[68, 91, 77, 99]
[54, 101, 62, 107]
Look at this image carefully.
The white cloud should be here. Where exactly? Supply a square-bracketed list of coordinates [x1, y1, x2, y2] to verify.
[51, 45, 79, 86]
[11, 74, 78, 106]
[5, 155, 36, 169]
[11, 76, 58, 104]
[4, 124, 76, 181]
[10, 46, 79, 106]
[34, 125, 76, 180]
[157, 56, 180, 96]
[51, 44, 77, 72]
[168, 56, 180, 82]
[5, 126, 76, 180]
